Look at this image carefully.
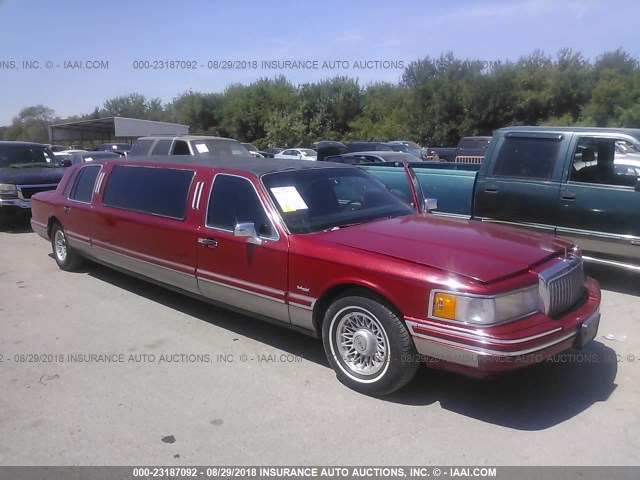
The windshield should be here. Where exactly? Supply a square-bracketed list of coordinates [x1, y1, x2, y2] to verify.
[616, 140, 640, 154]
[262, 167, 414, 234]
[191, 139, 253, 157]
[242, 143, 260, 152]
[0, 144, 62, 168]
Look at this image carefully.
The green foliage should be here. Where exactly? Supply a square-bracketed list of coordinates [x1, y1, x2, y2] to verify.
[3, 105, 57, 143]
[102, 93, 164, 120]
[3, 49, 640, 147]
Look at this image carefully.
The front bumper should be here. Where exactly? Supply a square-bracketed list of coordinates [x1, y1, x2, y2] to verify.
[0, 197, 31, 209]
[407, 277, 601, 377]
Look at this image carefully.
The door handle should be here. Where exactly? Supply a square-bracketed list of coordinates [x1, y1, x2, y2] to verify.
[561, 193, 576, 201]
[198, 238, 218, 248]
[63, 206, 70, 213]
[484, 187, 498, 193]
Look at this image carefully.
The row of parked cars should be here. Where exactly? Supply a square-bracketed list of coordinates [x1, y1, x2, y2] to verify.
[47, 136, 435, 168]
[241, 139, 431, 162]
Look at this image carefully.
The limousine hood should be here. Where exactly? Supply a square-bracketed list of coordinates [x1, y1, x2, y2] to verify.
[321, 215, 572, 283]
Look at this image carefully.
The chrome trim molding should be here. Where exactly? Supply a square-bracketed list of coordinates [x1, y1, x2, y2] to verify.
[288, 292, 317, 309]
[92, 241, 194, 274]
[191, 181, 205, 210]
[556, 226, 640, 243]
[95, 171, 106, 195]
[197, 275, 289, 323]
[538, 255, 584, 317]
[407, 310, 597, 365]
[66, 231, 91, 244]
[197, 274, 285, 303]
[91, 244, 199, 294]
[582, 255, 640, 272]
[198, 269, 286, 297]
[406, 320, 562, 345]
[479, 218, 555, 232]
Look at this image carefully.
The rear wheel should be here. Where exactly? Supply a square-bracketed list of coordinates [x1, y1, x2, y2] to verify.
[322, 294, 419, 395]
[51, 222, 82, 271]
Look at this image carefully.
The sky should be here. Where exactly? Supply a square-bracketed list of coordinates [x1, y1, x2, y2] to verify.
[0, 0, 638, 126]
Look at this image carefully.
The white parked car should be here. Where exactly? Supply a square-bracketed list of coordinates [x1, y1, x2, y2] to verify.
[274, 148, 317, 161]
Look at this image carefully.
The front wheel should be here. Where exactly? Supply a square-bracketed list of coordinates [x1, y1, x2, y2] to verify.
[51, 222, 82, 271]
[322, 294, 419, 396]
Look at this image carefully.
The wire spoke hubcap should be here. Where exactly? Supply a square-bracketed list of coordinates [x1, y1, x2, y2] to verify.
[336, 310, 387, 376]
[54, 230, 67, 262]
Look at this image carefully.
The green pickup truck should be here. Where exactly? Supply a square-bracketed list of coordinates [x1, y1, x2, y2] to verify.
[362, 126, 640, 270]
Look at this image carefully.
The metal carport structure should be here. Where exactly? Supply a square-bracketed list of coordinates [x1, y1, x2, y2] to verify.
[49, 117, 189, 144]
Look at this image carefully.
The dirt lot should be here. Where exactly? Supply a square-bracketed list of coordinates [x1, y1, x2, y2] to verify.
[1, 220, 639, 466]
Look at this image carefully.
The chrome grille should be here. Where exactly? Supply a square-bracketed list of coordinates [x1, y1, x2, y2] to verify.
[538, 256, 585, 317]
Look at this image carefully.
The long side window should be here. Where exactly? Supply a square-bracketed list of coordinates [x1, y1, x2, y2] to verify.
[102, 166, 194, 219]
[493, 137, 561, 180]
[206, 175, 274, 237]
[69, 165, 101, 203]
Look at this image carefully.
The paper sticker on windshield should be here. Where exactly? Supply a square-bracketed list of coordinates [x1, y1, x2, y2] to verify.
[84, 157, 93, 162]
[195, 143, 209, 153]
[270, 186, 308, 212]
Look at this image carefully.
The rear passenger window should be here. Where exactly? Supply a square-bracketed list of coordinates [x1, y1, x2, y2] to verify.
[69, 165, 101, 203]
[151, 139, 172, 155]
[172, 141, 190, 155]
[493, 137, 561, 180]
[130, 139, 154, 156]
[102, 166, 194, 219]
[206, 175, 274, 237]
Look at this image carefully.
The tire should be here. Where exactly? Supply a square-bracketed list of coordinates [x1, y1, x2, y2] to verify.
[322, 293, 419, 396]
[51, 222, 82, 271]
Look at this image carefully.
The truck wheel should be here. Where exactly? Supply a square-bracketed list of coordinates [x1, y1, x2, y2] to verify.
[322, 294, 419, 395]
[51, 222, 82, 271]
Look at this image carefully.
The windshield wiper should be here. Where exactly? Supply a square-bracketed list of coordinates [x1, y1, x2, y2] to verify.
[324, 221, 365, 231]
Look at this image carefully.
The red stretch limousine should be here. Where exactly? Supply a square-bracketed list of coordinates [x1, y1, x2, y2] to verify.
[30, 156, 601, 395]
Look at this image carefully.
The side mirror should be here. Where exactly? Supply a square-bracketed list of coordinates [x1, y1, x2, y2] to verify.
[60, 159, 72, 167]
[424, 198, 438, 213]
[234, 222, 263, 245]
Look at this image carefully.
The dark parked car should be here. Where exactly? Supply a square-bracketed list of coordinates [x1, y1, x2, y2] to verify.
[0, 141, 67, 219]
[314, 141, 394, 161]
[261, 147, 285, 158]
[326, 151, 428, 165]
[240, 143, 265, 158]
[387, 141, 425, 160]
[95, 143, 132, 156]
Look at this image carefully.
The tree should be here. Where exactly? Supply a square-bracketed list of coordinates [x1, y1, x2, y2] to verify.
[102, 93, 163, 119]
[4, 105, 56, 142]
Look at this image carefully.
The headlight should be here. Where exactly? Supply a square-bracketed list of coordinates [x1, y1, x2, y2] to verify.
[0, 183, 18, 196]
[430, 285, 540, 325]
